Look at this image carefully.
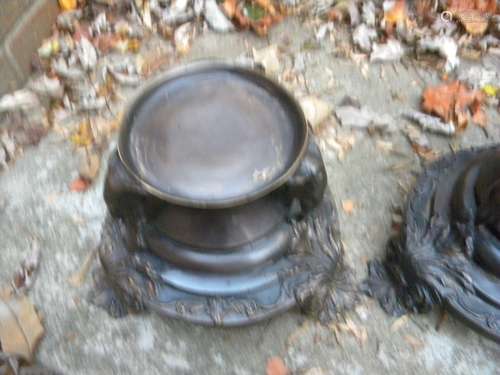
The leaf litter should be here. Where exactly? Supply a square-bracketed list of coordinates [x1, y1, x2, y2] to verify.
[0, 0, 498, 371]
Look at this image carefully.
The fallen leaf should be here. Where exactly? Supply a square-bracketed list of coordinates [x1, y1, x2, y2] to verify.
[405, 125, 440, 161]
[416, 0, 435, 24]
[299, 96, 332, 129]
[0, 295, 44, 362]
[70, 177, 91, 192]
[383, 0, 408, 34]
[59, 0, 77, 11]
[266, 357, 289, 375]
[71, 120, 94, 147]
[174, 23, 194, 55]
[327, 0, 360, 25]
[255, 0, 277, 15]
[422, 80, 486, 131]
[222, 0, 237, 17]
[342, 200, 356, 215]
[390, 315, 409, 332]
[333, 318, 368, 345]
[482, 84, 499, 97]
[233, 1, 283, 36]
[412, 143, 440, 161]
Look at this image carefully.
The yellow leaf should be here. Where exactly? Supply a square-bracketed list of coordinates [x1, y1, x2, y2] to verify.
[71, 120, 94, 147]
[482, 84, 499, 97]
[59, 0, 77, 11]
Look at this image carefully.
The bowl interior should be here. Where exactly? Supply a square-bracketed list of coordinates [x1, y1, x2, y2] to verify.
[119, 64, 307, 207]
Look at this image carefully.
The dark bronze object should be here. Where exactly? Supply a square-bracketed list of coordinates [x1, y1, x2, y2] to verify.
[93, 61, 353, 326]
[365, 146, 500, 342]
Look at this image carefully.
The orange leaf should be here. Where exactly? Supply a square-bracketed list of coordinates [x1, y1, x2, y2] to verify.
[222, 0, 237, 18]
[422, 81, 458, 122]
[266, 357, 289, 375]
[384, 0, 407, 34]
[422, 80, 485, 130]
[70, 177, 91, 192]
[59, 0, 77, 10]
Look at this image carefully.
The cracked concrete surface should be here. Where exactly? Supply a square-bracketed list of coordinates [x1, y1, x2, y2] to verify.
[1, 18, 500, 374]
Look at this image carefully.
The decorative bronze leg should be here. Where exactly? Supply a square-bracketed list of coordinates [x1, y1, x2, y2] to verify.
[364, 146, 500, 342]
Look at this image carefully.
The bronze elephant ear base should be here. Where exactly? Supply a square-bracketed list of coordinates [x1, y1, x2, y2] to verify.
[365, 146, 500, 343]
[92, 62, 356, 326]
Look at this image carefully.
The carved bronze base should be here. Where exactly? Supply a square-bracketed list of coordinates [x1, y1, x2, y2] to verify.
[92, 190, 355, 326]
[365, 146, 500, 342]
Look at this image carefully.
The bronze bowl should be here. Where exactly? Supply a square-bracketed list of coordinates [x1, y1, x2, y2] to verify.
[95, 61, 352, 326]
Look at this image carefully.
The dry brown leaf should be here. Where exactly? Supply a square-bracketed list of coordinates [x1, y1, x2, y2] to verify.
[334, 318, 368, 345]
[422, 81, 486, 131]
[266, 357, 289, 375]
[70, 177, 91, 192]
[342, 200, 356, 215]
[139, 49, 172, 77]
[416, 0, 435, 24]
[0, 296, 44, 362]
[94, 33, 120, 53]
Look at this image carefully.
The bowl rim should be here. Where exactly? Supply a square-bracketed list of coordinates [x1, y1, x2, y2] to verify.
[117, 58, 309, 209]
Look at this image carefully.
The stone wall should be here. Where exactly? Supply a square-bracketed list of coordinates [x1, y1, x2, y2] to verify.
[0, 0, 59, 95]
